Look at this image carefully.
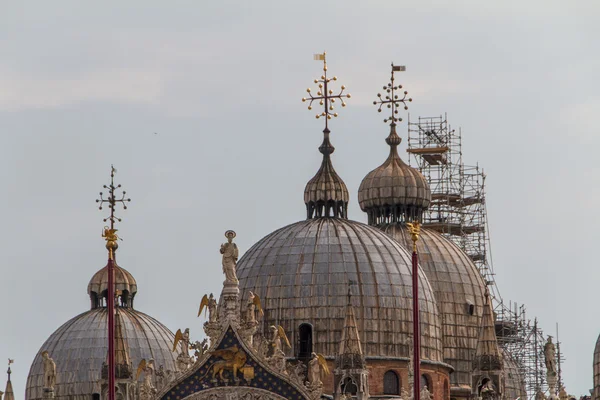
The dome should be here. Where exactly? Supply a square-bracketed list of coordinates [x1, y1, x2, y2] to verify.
[379, 224, 486, 387]
[88, 263, 138, 308]
[25, 308, 179, 400]
[502, 349, 527, 400]
[236, 217, 443, 362]
[594, 334, 600, 399]
[304, 128, 349, 219]
[358, 124, 430, 225]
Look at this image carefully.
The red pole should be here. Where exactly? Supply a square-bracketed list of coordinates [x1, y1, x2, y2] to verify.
[107, 254, 115, 400]
[412, 249, 421, 400]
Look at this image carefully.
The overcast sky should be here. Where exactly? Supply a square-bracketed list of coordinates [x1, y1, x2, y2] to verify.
[0, 0, 598, 396]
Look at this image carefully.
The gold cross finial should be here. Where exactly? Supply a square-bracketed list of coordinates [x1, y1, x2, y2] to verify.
[302, 51, 351, 130]
[96, 165, 131, 259]
[373, 63, 412, 124]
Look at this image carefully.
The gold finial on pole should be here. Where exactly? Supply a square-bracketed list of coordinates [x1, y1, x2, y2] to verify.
[96, 165, 131, 260]
[406, 221, 421, 253]
[302, 51, 351, 130]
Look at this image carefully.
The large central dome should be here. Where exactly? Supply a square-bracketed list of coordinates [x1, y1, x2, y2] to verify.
[236, 217, 443, 362]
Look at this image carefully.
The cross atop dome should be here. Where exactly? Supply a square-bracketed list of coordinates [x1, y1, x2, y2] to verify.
[302, 51, 351, 131]
[373, 63, 412, 125]
[96, 165, 131, 259]
[301, 52, 351, 219]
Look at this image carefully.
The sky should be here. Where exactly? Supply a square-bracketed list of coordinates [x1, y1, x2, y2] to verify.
[0, 0, 598, 396]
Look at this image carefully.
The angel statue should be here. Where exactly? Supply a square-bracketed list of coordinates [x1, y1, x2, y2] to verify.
[173, 328, 191, 356]
[198, 293, 218, 323]
[268, 325, 291, 355]
[307, 352, 329, 387]
[220, 230, 239, 285]
[41, 351, 56, 390]
[136, 359, 156, 390]
[246, 291, 264, 323]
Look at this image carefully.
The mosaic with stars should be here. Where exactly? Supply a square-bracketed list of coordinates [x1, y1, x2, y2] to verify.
[161, 328, 308, 400]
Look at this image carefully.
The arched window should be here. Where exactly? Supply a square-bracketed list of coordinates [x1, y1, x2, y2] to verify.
[341, 377, 358, 395]
[298, 323, 313, 362]
[383, 370, 400, 395]
[421, 374, 432, 392]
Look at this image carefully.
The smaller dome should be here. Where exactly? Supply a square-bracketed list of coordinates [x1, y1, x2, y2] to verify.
[304, 128, 349, 219]
[358, 123, 430, 224]
[87, 263, 137, 309]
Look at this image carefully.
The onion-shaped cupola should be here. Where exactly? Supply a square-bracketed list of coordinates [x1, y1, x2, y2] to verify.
[304, 128, 349, 219]
[358, 65, 430, 225]
[301, 51, 351, 219]
[358, 122, 430, 224]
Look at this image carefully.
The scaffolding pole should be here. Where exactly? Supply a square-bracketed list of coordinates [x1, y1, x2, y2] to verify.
[406, 114, 548, 400]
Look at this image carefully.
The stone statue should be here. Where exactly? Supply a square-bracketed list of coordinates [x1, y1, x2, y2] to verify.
[41, 351, 56, 390]
[544, 336, 557, 375]
[306, 352, 328, 389]
[220, 230, 239, 285]
[421, 385, 432, 400]
[246, 292, 260, 323]
[136, 359, 156, 390]
[480, 380, 497, 400]
[173, 328, 191, 356]
[307, 352, 322, 387]
[208, 293, 217, 323]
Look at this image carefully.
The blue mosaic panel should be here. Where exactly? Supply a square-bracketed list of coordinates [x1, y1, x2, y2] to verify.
[161, 328, 307, 400]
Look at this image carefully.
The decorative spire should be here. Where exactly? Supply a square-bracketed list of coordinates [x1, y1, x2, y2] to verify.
[358, 64, 430, 225]
[97, 165, 131, 260]
[473, 289, 503, 371]
[333, 284, 369, 400]
[338, 285, 364, 361]
[301, 52, 351, 219]
[4, 360, 14, 400]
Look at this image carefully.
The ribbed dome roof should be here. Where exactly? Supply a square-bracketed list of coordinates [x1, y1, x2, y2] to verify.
[25, 308, 179, 400]
[358, 124, 430, 225]
[236, 217, 443, 363]
[88, 263, 137, 298]
[594, 334, 600, 399]
[380, 224, 486, 387]
[304, 128, 349, 219]
[502, 348, 527, 400]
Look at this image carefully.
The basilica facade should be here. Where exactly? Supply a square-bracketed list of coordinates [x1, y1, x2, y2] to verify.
[18, 58, 529, 400]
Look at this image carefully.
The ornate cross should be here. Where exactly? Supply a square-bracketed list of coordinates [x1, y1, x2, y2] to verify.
[96, 165, 131, 230]
[373, 63, 412, 124]
[302, 51, 351, 130]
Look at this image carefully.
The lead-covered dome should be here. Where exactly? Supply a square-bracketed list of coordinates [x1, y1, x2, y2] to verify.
[26, 308, 179, 400]
[358, 124, 430, 224]
[26, 259, 180, 400]
[379, 224, 486, 387]
[236, 217, 443, 362]
[594, 334, 600, 399]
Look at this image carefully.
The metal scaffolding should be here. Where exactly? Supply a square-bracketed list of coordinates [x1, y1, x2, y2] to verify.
[406, 114, 548, 400]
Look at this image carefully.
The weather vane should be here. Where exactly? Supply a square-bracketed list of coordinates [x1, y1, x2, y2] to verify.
[302, 51, 351, 130]
[96, 165, 131, 238]
[373, 63, 412, 124]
